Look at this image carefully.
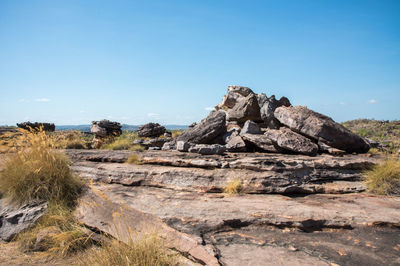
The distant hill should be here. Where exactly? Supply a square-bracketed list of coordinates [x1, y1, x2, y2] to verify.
[55, 124, 188, 132]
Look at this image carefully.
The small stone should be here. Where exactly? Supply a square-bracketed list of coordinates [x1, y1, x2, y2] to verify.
[177, 141, 191, 152]
[188, 144, 226, 155]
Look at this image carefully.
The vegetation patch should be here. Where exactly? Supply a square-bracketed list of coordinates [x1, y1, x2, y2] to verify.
[51, 131, 91, 149]
[79, 233, 176, 266]
[0, 129, 83, 206]
[127, 154, 142, 165]
[224, 178, 244, 194]
[363, 158, 400, 195]
[102, 131, 140, 150]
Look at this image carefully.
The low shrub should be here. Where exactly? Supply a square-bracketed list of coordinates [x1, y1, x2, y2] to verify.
[102, 131, 139, 150]
[0, 129, 83, 206]
[363, 158, 400, 195]
[224, 178, 243, 194]
[127, 154, 142, 165]
[79, 233, 176, 266]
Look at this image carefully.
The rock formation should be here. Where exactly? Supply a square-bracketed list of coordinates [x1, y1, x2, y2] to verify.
[137, 123, 166, 138]
[17, 122, 55, 132]
[90, 120, 122, 148]
[174, 85, 370, 155]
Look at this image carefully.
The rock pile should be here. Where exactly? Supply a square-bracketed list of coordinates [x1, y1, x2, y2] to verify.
[167, 85, 370, 155]
[17, 122, 55, 132]
[90, 120, 122, 148]
[137, 123, 166, 138]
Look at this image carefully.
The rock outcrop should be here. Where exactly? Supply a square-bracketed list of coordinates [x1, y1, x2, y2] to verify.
[176, 85, 370, 155]
[17, 122, 55, 132]
[137, 123, 166, 138]
[274, 106, 370, 153]
[90, 120, 122, 137]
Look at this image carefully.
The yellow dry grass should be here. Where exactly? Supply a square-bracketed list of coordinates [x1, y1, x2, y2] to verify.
[224, 178, 243, 194]
[363, 157, 400, 195]
[126, 154, 142, 165]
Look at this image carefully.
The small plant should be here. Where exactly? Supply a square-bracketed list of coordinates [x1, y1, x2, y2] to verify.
[224, 178, 243, 194]
[171, 130, 184, 139]
[127, 154, 142, 165]
[79, 233, 176, 266]
[102, 131, 140, 150]
[363, 158, 400, 195]
[0, 128, 83, 206]
[129, 144, 145, 152]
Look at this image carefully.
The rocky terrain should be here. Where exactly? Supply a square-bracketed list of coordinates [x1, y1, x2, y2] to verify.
[1, 86, 399, 265]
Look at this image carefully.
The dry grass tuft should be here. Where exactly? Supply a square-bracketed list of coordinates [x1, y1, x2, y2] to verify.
[17, 202, 95, 256]
[52, 131, 91, 149]
[0, 128, 83, 206]
[79, 233, 176, 266]
[103, 131, 140, 150]
[363, 158, 400, 195]
[127, 154, 142, 165]
[224, 178, 243, 194]
[171, 130, 184, 139]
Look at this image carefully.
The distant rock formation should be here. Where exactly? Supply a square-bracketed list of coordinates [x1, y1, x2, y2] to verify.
[171, 85, 370, 155]
[17, 122, 55, 132]
[90, 120, 122, 148]
[137, 123, 166, 138]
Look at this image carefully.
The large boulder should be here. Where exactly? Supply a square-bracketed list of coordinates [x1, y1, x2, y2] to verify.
[177, 110, 226, 144]
[227, 94, 261, 124]
[91, 120, 122, 137]
[17, 122, 55, 132]
[225, 135, 247, 152]
[217, 85, 254, 109]
[265, 127, 319, 156]
[274, 106, 370, 153]
[241, 133, 280, 153]
[137, 123, 166, 138]
[240, 120, 262, 135]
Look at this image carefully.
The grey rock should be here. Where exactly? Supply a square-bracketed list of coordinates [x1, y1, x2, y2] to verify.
[188, 122, 197, 128]
[142, 137, 171, 148]
[188, 144, 226, 155]
[258, 95, 291, 129]
[240, 120, 262, 135]
[176, 141, 191, 152]
[318, 142, 346, 155]
[177, 110, 226, 144]
[137, 123, 166, 138]
[17, 122, 55, 132]
[148, 147, 161, 151]
[227, 94, 261, 123]
[218, 86, 254, 109]
[225, 135, 247, 152]
[223, 128, 240, 144]
[90, 120, 122, 137]
[274, 106, 370, 153]
[162, 140, 177, 150]
[164, 131, 172, 138]
[241, 133, 280, 153]
[265, 127, 319, 156]
[0, 200, 47, 241]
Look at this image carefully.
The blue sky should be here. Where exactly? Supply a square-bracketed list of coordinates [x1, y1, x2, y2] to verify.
[0, 0, 399, 125]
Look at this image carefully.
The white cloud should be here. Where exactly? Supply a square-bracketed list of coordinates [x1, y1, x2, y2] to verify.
[147, 113, 160, 118]
[35, 98, 50, 102]
[368, 99, 377, 104]
[18, 98, 29, 103]
[204, 106, 214, 111]
[339, 101, 345, 105]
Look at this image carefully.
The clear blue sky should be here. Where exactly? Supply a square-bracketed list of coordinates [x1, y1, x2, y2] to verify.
[1, 0, 399, 125]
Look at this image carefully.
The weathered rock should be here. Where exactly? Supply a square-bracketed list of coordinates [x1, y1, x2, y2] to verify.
[318, 142, 346, 155]
[274, 106, 370, 153]
[90, 120, 122, 137]
[162, 140, 176, 150]
[137, 123, 166, 138]
[176, 141, 191, 152]
[258, 95, 291, 129]
[164, 131, 172, 138]
[241, 133, 280, 153]
[188, 144, 226, 155]
[218, 86, 254, 109]
[222, 128, 240, 144]
[33, 226, 62, 251]
[141, 137, 171, 148]
[227, 94, 261, 123]
[188, 122, 197, 128]
[225, 135, 246, 152]
[17, 122, 55, 132]
[74, 188, 219, 266]
[265, 127, 319, 156]
[240, 120, 262, 135]
[177, 110, 226, 144]
[0, 200, 47, 241]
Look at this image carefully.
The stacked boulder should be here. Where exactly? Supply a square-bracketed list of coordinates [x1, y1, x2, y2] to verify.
[17, 122, 55, 132]
[167, 85, 370, 155]
[134, 123, 171, 150]
[90, 120, 122, 148]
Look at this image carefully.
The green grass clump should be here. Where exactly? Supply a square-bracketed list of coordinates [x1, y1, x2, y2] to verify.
[129, 144, 145, 152]
[80, 233, 176, 266]
[126, 154, 142, 165]
[102, 131, 140, 150]
[0, 129, 83, 206]
[363, 158, 400, 195]
[224, 178, 243, 194]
